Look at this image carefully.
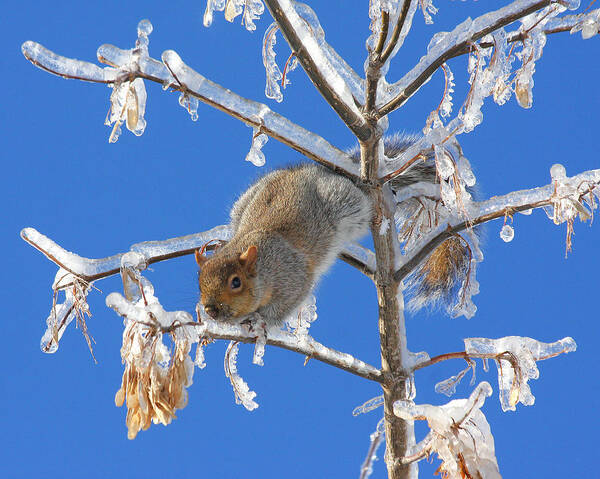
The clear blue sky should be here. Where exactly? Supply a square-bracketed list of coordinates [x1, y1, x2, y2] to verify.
[2, 2, 599, 478]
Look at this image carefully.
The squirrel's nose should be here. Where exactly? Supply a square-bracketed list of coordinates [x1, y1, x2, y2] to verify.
[204, 304, 219, 319]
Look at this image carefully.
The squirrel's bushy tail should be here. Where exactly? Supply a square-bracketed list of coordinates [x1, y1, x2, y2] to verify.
[405, 236, 471, 313]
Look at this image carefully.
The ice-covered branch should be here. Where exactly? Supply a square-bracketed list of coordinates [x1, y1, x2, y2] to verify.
[21, 225, 232, 283]
[394, 165, 600, 282]
[21, 226, 375, 285]
[378, 0, 576, 117]
[416, 336, 577, 412]
[263, 0, 372, 141]
[359, 418, 386, 479]
[364, 1, 419, 112]
[22, 33, 359, 177]
[191, 316, 384, 383]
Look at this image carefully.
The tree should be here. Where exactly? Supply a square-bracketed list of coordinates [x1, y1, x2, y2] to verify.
[12, 1, 600, 478]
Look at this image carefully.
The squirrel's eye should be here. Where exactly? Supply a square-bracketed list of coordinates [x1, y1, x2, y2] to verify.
[230, 276, 242, 290]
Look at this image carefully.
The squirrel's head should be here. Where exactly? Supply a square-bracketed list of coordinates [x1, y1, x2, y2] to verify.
[195, 245, 259, 321]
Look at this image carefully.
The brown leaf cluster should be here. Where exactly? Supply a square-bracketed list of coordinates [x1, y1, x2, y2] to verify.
[115, 327, 193, 440]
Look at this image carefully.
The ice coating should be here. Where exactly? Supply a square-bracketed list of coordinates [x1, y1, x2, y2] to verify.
[22, 41, 118, 83]
[251, 316, 267, 366]
[262, 23, 286, 102]
[341, 243, 377, 273]
[292, 2, 365, 102]
[353, 395, 384, 416]
[435, 362, 475, 397]
[420, 0, 438, 25]
[205, 0, 265, 31]
[283, 294, 318, 337]
[178, 92, 199, 121]
[242, 0, 265, 31]
[379, 1, 533, 105]
[160, 49, 359, 174]
[464, 336, 576, 411]
[367, 0, 419, 76]
[245, 127, 268, 166]
[194, 316, 382, 381]
[204, 0, 227, 27]
[513, 7, 559, 109]
[194, 343, 207, 369]
[500, 224, 514, 242]
[395, 167, 600, 282]
[100, 19, 158, 142]
[22, 225, 232, 281]
[568, 8, 600, 39]
[225, 341, 259, 411]
[21, 227, 122, 279]
[40, 281, 77, 353]
[270, 0, 364, 118]
[395, 382, 500, 479]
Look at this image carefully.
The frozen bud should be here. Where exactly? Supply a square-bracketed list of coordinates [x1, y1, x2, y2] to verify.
[550, 163, 567, 180]
[137, 19, 153, 36]
[515, 80, 532, 109]
[500, 224, 514, 242]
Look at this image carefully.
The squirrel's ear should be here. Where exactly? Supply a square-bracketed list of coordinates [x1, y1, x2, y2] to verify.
[239, 245, 258, 273]
[195, 249, 208, 268]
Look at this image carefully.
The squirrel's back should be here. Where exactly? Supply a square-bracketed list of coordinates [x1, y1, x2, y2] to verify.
[233, 163, 371, 279]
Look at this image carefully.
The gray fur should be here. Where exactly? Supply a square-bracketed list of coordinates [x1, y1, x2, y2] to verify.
[215, 163, 371, 325]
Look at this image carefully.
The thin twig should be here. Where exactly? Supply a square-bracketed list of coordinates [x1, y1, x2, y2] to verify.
[380, 0, 413, 63]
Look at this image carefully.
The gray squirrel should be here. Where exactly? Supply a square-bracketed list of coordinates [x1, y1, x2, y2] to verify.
[195, 134, 470, 325]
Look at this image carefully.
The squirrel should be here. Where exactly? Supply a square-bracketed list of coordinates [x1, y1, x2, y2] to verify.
[196, 134, 471, 325]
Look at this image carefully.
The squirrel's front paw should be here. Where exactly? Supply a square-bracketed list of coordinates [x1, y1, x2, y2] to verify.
[240, 312, 263, 333]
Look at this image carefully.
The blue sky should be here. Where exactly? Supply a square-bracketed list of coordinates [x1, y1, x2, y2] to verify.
[2, 1, 599, 478]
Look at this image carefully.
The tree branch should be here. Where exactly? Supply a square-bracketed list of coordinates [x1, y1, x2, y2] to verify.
[394, 167, 600, 282]
[378, 0, 560, 117]
[263, 0, 372, 141]
[22, 41, 359, 179]
[21, 227, 376, 285]
[188, 318, 384, 383]
[450, 8, 600, 58]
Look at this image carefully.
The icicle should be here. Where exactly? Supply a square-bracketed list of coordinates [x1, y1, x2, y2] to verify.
[224, 341, 259, 411]
[500, 224, 514, 242]
[353, 395, 384, 416]
[251, 316, 267, 366]
[178, 92, 199, 121]
[245, 127, 268, 166]
[262, 23, 284, 102]
[204, 0, 227, 27]
[420, 0, 438, 25]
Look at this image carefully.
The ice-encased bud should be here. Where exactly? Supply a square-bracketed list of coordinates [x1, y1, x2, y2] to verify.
[550, 163, 567, 180]
[500, 224, 514, 242]
[137, 19, 153, 37]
